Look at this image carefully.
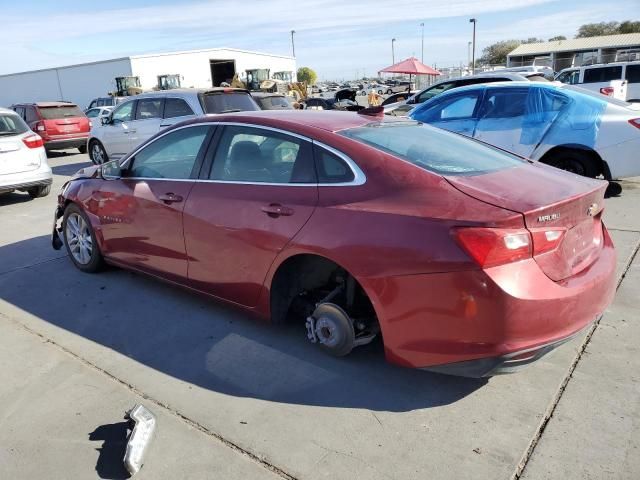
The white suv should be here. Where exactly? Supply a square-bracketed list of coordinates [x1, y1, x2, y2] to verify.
[0, 107, 52, 199]
[555, 61, 640, 102]
[87, 88, 260, 164]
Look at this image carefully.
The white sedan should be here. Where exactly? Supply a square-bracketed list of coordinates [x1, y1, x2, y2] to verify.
[85, 106, 113, 128]
[410, 82, 640, 180]
[0, 107, 52, 198]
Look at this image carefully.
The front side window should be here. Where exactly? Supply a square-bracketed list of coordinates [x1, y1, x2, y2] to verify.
[556, 70, 579, 85]
[111, 101, 135, 123]
[340, 121, 523, 175]
[135, 98, 163, 120]
[210, 126, 315, 183]
[128, 126, 209, 179]
[164, 98, 194, 118]
[416, 92, 481, 122]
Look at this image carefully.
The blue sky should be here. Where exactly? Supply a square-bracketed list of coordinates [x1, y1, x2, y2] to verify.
[1, 0, 639, 80]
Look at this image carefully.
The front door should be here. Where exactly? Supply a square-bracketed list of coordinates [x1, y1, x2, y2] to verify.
[94, 124, 212, 281]
[183, 124, 318, 307]
[102, 100, 137, 159]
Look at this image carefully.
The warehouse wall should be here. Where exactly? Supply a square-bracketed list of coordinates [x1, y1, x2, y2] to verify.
[130, 48, 297, 89]
[0, 58, 132, 110]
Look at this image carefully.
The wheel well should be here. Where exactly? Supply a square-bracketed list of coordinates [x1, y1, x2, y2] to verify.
[269, 254, 376, 326]
[539, 145, 606, 178]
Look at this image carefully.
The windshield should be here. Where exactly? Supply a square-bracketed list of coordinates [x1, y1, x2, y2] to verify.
[200, 92, 260, 114]
[0, 113, 29, 135]
[39, 105, 84, 119]
[340, 121, 524, 175]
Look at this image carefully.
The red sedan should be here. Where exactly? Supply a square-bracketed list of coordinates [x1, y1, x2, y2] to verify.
[52, 110, 616, 377]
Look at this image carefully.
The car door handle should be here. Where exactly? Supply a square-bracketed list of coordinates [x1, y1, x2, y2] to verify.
[160, 123, 172, 127]
[158, 193, 183, 204]
[261, 204, 294, 217]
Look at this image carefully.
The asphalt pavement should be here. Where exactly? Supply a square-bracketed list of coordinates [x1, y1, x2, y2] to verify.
[0, 151, 638, 479]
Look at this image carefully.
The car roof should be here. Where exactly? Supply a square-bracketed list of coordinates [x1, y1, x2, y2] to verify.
[0, 106, 17, 114]
[12, 101, 78, 107]
[188, 110, 390, 133]
[135, 88, 250, 99]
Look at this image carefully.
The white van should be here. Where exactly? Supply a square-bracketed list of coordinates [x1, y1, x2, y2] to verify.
[555, 61, 640, 102]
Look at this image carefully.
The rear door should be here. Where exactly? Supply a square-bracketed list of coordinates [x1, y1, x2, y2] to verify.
[474, 87, 531, 156]
[95, 124, 213, 281]
[183, 124, 318, 306]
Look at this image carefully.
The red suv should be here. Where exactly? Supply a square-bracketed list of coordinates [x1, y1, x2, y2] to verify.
[12, 102, 90, 153]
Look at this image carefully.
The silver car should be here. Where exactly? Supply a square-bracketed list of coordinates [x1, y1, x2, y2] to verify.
[87, 88, 259, 164]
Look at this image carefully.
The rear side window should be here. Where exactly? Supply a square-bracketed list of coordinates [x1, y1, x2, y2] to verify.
[38, 105, 84, 119]
[200, 92, 260, 114]
[135, 98, 163, 120]
[340, 122, 523, 175]
[0, 113, 29, 135]
[626, 65, 640, 83]
[583, 66, 623, 83]
[164, 98, 194, 118]
[416, 82, 456, 103]
[25, 106, 38, 123]
[482, 88, 528, 118]
[314, 147, 355, 183]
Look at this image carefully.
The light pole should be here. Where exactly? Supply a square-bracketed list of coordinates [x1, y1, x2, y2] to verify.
[467, 41, 472, 71]
[420, 23, 424, 63]
[392, 38, 396, 64]
[291, 30, 296, 57]
[469, 18, 476, 74]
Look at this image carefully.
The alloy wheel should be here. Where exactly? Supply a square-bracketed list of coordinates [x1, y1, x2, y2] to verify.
[66, 213, 93, 265]
[91, 143, 105, 164]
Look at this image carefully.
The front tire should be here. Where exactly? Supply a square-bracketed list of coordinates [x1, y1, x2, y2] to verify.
[28, 184, 51, 198]
[62, 203, 104, 273]
[89, 140, 108, 165]
[78, 144, 87, 154]
[386, 89, 392, 94]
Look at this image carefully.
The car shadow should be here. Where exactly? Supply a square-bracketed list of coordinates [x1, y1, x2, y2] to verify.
[0, 236, 487, 412]
[51, 161, 93, 176]
[0, 191, 34, 206]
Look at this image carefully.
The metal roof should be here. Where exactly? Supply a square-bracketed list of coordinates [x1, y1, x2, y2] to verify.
[508, 33, 640, 57]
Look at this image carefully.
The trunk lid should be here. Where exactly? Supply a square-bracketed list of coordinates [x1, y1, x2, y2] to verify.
[446, 161, 607, 281]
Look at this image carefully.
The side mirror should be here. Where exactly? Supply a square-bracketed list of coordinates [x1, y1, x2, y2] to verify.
[100, 160, 122, 180]
[101, 115, 111, 125]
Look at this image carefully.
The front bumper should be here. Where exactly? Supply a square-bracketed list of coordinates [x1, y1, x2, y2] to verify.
[361, 226, 617, 376]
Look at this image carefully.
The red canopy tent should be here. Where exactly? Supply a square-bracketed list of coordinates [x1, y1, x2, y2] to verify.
[379, 57, 441, 87]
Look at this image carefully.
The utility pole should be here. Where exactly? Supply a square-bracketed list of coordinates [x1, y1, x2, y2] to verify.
[420, 23, 425, 63]
[467, 41, 472, 72]
[392, 38, 396, 64]
[469, 18, 476, 74]
[291, 30, 296, 57]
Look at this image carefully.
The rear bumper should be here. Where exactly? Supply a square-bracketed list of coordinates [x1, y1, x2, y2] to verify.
[362, 226, 617, 375]
[44, 136, 88, 150]
[0, 168, 53, 193]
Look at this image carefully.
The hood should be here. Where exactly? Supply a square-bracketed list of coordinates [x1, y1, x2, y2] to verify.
[71, 164, 101, 180]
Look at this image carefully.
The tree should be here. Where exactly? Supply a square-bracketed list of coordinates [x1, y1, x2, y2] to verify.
[297, 67, 317, 85]
[618, 20, 640, 34]
[576, 21, 622, 38]
[548, 35, 567, 41]
[479, 40, 522, 65]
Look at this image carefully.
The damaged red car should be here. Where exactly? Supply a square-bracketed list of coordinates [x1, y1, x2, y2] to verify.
[52, 110, 616, 377]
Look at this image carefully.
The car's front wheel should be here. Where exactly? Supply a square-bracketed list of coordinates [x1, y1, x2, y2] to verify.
[89, 140, 108, 165]
[78, 144, 87, 154]
[386, 89, 393, 94]
[62, 203, 104, 272]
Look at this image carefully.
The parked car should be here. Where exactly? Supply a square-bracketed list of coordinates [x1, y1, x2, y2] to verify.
[359, 84, 387, 96]
[85, 106, 113, 126]
[383, 81, 414, 94]
[384, 72, 547, 116]
[410, 81, 640, 180]
[11, 102, 90, 153]
[53, 110, 616, 377]
[0, 107, 52, 198]
[303, 89, 364, 111]
[87, 96, 129, 110]
[251, 92, 295, 110]
[87, 88, 260, 164]
[501, 65, 555, 80]
[555, 61, 640, 102]
[381, 91, 418, 106]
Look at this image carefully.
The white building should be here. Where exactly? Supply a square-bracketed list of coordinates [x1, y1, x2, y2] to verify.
[0, 47, 297, 109]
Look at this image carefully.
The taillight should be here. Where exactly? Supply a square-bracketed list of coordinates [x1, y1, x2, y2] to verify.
[452, 228, 532, 268]
[629, 118, 640, 130]
[599, 87, 614, 96]
[22, 134, 44, 149]
[529, 228, 566, 255]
